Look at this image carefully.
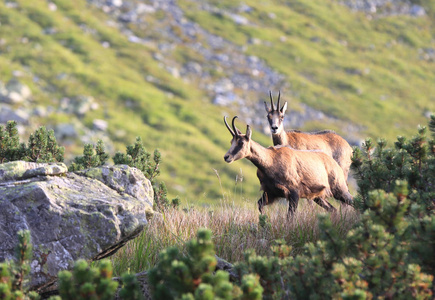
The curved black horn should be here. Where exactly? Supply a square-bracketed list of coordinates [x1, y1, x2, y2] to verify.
[224, 116, 235, 137]
[269, 91, 275, 111]
[277, 90, 281, 109]
[232, 116, 239, 137]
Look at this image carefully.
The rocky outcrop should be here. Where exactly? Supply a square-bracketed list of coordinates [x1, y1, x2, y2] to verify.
[0, 161, 154, 291]
[0, 79, 32, 125]
[338, 0, 426, 17]
[0, 78, 32, 104]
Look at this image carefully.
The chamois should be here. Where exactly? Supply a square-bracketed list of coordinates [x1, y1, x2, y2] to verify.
[264, 91, 353, 180]
[223, 116, 353, 215]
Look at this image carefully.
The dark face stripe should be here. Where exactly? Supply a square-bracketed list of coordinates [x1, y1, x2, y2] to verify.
[229, 137, 248, 156]
[232, 143, 243, 154]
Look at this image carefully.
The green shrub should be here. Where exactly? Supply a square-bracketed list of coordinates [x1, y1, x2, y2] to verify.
[0, 121, 24, 163]
[118, 273, 144, 300]
[351, 115, 435, 212]
[113, 137, 179, 211]
[148, 229, 263, 300]
[48, 259, 118, 300]
[0, 121, 64, 164]
[25, 126, 65, 163]
[47, 259, 145, 300]
[69, 139, 109, 171]
[112, 137, 160, 184]
[0, 230, 40, 300]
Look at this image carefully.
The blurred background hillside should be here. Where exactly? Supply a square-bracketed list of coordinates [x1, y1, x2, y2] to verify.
[0, 0, 434, 205]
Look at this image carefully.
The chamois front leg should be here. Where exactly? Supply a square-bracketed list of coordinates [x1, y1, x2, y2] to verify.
[257, 192, 268, 214]
[287, 189, 299, 217]
[332, 188, 354, 206]
[313, 197, 336, 212]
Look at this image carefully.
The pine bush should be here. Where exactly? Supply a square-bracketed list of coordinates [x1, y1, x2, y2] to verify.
[69, 140, 109, 171]
[148, 229, 263, 300]
[0, 121, 64, 163]
[351, 116, 434, 212]
[118, 273, 144, 300]
[25, 126, 64, 163]
[113, 137, 179, 210]
[0, 230, 40, 300]
[0, 121, 25, 163]
[112, 137, 160, 184]
[48, 259, 118, 300]
[47, 259, 145, 300]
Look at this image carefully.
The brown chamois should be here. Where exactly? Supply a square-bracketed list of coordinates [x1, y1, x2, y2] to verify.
[223, 116, 353, 215]
[264, 91, 353, 180]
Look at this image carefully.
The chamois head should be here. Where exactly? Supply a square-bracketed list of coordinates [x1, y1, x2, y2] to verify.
[264, 91, 287, 134]
[223, 116, 252, 163]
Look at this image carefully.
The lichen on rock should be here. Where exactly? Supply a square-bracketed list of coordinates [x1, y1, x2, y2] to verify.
[0, 161, 68, 182]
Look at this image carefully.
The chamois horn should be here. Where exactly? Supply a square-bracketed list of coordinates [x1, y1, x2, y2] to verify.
[224, 116, 235, 137]
[232, 116, 239, 137]
[277, 90, 281, 110]
[269, 91, 275, 111]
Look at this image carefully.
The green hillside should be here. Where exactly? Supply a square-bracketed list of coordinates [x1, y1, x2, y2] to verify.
[181, 0, 435, 137]
[0, 0, 434, 205]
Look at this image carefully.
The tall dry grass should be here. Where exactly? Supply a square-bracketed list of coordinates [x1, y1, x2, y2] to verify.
[109, 200, 359, 276]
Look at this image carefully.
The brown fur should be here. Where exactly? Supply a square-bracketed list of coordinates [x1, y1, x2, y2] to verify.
[224, 116, 353, 216]
[265, 93, 353, 180]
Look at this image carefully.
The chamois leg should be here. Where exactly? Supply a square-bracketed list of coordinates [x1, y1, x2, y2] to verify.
[333, 189, 353, 206]
[257, 192, 268, 214]
[341, 191, 353, 205]
[287, 190, 299, 217]
[313, 197, 336, 212]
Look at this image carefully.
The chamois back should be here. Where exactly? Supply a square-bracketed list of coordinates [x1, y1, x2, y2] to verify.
[281, 130, 353, 179]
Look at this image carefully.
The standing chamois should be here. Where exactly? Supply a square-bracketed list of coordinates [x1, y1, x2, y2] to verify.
[264, 91, 353, 180]
[223, 116, 353, 215]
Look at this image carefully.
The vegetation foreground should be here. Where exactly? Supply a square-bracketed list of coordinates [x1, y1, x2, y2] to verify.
[0, 117, 434, 299]
[110, 202, 358, 275]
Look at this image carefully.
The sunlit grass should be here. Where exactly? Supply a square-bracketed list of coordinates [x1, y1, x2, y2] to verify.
[108, 200, 359, 276]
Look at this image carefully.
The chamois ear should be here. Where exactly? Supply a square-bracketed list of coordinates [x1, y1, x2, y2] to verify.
[246, 125, 252, 139]
[281, 102, 288, 115]
[264, 101, 270, 113]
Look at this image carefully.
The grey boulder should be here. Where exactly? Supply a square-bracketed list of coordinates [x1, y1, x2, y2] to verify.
[0, 161, 154, 290]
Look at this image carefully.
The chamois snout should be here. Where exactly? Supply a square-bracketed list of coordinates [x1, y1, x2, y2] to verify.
[224, 153, 233, 163]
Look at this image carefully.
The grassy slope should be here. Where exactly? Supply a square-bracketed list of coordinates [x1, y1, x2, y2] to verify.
[180, 0, 435, 138]
[0, 0, 434, 205]
[0, 0, 267, 205]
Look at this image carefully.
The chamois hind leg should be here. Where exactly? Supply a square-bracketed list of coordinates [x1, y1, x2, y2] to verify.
[287, 190, 299, 217]
[313, 197, 337, 212]
[257, 192, 268, 214]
